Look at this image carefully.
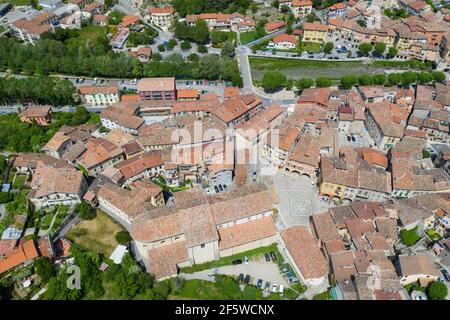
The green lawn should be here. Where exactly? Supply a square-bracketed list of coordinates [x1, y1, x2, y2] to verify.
[180, 243, 280, 273]
[240, 31, 260, 45]
[78, 25, 107, 42]
[400, 226, 421, 247]
[249, 57, 364, 70]
[66, 210, 124, 256]
[426, 229, 442, 241]
[312, 291, 332, 300]
[171, 275, 281, 300]
[298, 42, 322, 53]
[12, 174, 27, 189]
[373, 60, 432, 70]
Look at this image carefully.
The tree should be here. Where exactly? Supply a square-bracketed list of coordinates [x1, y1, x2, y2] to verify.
[316, 77, 332, 88]
[77, 201, 96, 220]
[323, 42, 334, 54]
[180, 41, 192, 51]
[358, 43, 373, 56]
[340, 75, 357, 89]
[399, 226, 421, 246]
[371, 73, 386, 85]
[358, 75, 373, 86]
[431, 71, 446, 83]
[427, 281, 448, 300]
[373, 42, 386, 57]
[188, 53, 200, 62]
[35, 257, 54, 283]
[356, 19, 367, 27]
[115, 231, 132, 245]
[387, 72, 403, 86]
[280, 5, 290, 13]
[221, 41, 235, 58]
[197, 44, 208, 53]
[271, 0, 280, 8]
[261, 71, 287, 92]
[417, 72, 433, 84]
[402, 71, 418, 87]
[192, 19, 210, 44]
[157, 44, 165, 52]
[296, 78, 314, 91]
[152, 52, 162, 61]
[388, 46, 398, 59]
[166, 39, 177, 50]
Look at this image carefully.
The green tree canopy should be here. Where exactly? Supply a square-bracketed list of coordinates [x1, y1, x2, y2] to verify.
[358, 43, 373, 56]
[316, 77, 332, 88]
[115, 230, 132, 245]
[427, 281, 448, 300]
[261, 71, 287, 92]
[296, 78, 314, 90]
[35, 257, 54, 283]
[373, 42, 386, 56]
[323, 42, 334, 54]
[340, 75, 357, 89]
[77, 201, 96, 220]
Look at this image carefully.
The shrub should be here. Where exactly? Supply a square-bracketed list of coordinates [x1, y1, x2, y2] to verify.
[115, 230, 132, 245]
[427, 281, 448, 300]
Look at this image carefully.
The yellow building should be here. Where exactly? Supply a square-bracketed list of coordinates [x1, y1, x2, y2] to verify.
[302, 22, 328, 43]
[319, 181, 346, 201]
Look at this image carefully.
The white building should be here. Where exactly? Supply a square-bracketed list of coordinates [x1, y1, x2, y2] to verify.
[147, 7, 174, 32]
[79, 86, 120, 106]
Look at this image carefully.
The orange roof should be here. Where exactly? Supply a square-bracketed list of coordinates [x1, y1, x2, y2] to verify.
[292, 0, 313, 6]
[0, 240, 39, 274]
[177, 89, 199, 99]
[121, 14, 140, 27]
[265, 21, 286, 32]
[303, 22, 329, 32]
[273, 33, 297, 44]
[223, 87, 240, 98]
[149, 6, 174, 14]
[218, 216, 276, 250]
[280, 226, 328, 280]
[121, 94, 140, 102]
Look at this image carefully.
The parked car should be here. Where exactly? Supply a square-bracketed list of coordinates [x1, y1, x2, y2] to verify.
[440, 269, 450, 282]
[281, 266, 289, 273]
[264, 253, 270, 262]
[351, 135, 356, 142]
[244, 275, 251, 284]
[287, 277, 299, 284]
[272, 283, 278, 293]
[264, 281, 270, 292]
[279, 284, 284, 295]
[346, 136, 351, 142]
[244, 256, 249, 264]
[257, 279, 263, 288]
[270, 251, 277, 261]
[232, 259, 242, 265]
[286, 271, 293, 278]
[238, 273, 244, 283]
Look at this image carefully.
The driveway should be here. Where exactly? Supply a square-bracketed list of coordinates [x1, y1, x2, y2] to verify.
[181, 260, 289, 287]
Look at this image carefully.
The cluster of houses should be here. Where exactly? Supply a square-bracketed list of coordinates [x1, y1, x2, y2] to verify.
[185, 12, 256, 33]
[0, 70, 448, 301]
[257, 0, 450, 66]
[1, 0, 106, 45]
[309, 192, 450, 300]
[256, 83, 450, 202]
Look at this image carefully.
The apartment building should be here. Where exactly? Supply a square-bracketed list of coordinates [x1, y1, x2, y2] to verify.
[79, 86, 120, 106]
